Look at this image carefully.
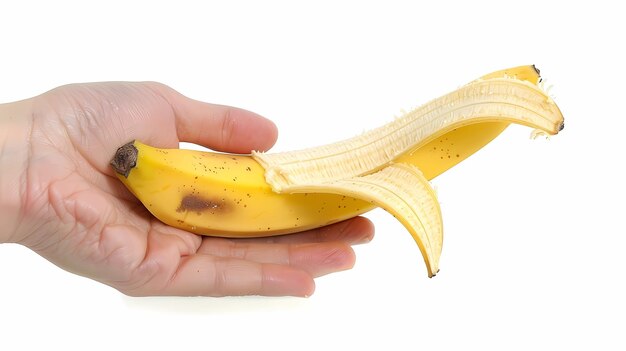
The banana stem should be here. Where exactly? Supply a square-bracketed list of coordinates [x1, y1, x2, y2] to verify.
[110, 141, 138, 178]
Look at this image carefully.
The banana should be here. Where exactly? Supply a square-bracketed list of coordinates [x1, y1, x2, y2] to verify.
[111, 65, 564, 277]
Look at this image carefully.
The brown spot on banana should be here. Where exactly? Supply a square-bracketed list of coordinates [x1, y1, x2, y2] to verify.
[177, 194, 229, 215]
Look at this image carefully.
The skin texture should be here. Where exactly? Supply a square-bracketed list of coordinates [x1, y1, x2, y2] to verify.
[0, 82, 375, 297]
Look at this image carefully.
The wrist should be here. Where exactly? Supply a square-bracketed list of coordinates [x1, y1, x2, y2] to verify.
[0, 99, 33, 244]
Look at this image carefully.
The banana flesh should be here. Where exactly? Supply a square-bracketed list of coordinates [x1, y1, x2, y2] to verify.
[111, 65, 564, 277]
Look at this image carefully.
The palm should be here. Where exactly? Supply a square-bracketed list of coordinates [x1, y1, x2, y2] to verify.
[19, 82, 373, 296]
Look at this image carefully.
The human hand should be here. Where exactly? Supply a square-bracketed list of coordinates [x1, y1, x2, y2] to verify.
[1, 82, 374, 297]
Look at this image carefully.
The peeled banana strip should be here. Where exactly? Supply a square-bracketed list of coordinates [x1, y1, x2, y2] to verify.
[297, 163, 443, 277]
[396, 64, 544, 179]
[253, 76, 563, 192]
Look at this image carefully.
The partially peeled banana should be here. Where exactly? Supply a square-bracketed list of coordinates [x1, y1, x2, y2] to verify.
[110, 65, 564, 277]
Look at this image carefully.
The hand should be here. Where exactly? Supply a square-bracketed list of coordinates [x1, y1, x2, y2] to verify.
[5, 82, 374, 297]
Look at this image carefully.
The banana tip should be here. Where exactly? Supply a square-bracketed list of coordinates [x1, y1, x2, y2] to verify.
[532, 64, 540, 77]
[111, 140, 138, 178]
[428, 269, 440, 278]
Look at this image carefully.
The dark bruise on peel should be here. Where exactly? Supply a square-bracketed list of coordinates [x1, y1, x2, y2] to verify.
[110, 141, 138, 178]
[177, 194, 227, 214]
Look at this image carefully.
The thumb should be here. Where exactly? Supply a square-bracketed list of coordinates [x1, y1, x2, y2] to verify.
[155, 84, 278, 153]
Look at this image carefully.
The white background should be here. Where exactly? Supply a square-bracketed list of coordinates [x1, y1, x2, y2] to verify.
[1, 1, 624, 350]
